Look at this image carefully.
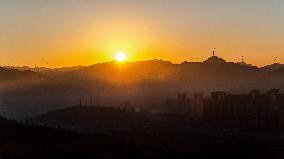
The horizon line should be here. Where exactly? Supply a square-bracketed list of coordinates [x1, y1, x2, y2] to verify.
[1, 56, 282, 69]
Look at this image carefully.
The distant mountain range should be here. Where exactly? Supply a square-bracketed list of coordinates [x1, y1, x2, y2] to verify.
[260, 63, 284, 72]
[18, 57, 284, 93]
[35, 56, 284, 105]
[1, 57, 284, 119]
[0, 67, 87, 119]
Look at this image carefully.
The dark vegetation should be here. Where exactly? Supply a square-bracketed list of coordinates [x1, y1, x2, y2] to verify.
[0, 117, 141, 159]
[28, 106, 284, 159]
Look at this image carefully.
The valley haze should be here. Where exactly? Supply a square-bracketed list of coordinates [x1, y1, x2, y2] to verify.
[1, 56, 284, 119]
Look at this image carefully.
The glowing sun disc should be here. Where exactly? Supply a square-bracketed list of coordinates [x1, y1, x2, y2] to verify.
[115, 51, 127, 62]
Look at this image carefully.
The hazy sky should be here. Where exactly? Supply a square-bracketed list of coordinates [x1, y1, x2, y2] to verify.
[0, 0, 283, 67]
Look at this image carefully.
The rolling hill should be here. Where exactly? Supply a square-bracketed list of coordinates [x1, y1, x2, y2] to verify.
[2, 57, 284, 115]
[0, 67, 88, 119]
[39, 56, 268, 107]
[34, 106, 156, 132]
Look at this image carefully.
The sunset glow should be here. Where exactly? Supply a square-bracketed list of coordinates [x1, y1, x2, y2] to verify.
[1, 1, 284, 157]
[0, 1, 283, 67]
[115, 51, 127, 62]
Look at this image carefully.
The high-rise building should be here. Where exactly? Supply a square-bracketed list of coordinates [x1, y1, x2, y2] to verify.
[177, 93, 187, 107]
[194, 93, 205, 116]
[165, 98, 175, 113]
[164, 93, 191, 114]
[211, 91, 226, 101]
[204, 89, 284, 134]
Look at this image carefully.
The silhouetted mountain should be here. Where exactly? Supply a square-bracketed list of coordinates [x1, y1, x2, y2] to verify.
[237, 61, 257, 68]
[34, 106, 156, 132]
[2, 113, 284, 159]
[0, 116, 17, 126]
[49, 57, 262, 90]
[0, 67, 45, 81]
[3, 66, 53, 73]
[38, 66, 84, 76]
[275, 66, 284, 73]
[0, 67, 88, 119]
[0, 116, 141, 159]
[3, 65, 84, 75]
[253, 66, 284, 90]
[41, 57, 265, 107]
[232, 66, 284, 93]
[204, 56, 227, 63]
[2, 58, 284, 115]
[31, 106, 284, 159]
[260, 63, 284, 72]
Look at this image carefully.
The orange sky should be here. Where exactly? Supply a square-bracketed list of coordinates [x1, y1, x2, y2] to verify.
[0, 0, 283, 67]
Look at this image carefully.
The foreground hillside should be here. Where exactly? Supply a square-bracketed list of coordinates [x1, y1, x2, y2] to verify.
[34, 106, 156, 130]
[31, 106, 284, 159]
[0, 117, 141, 159]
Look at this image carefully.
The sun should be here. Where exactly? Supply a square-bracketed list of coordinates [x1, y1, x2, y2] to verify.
[115, 51, 127, 62]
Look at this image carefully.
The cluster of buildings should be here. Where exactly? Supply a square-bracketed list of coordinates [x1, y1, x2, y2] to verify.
[204, 89, 284, 133]
[165, 93, 205, 116]
[165, 89, 284, 134]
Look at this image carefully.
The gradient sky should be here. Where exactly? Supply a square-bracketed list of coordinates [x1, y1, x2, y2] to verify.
[0, 0, 283, 67]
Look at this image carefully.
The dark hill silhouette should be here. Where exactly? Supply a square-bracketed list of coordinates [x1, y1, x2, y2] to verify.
[260, 63, 284, 72]
[31, 106, 284, 159]
[0, 116, 141, 159]
[3, 65, 84, 75]
[3, 66, 51, 72]
[49, 57, 262, 89]
[232, 66, 284, 93]
[272, 66, 284, 74]
[2, 58, 284, 116]
[40, 57, 265, 107]
[2, 114, 284, 158]
[39, 65, 84, 76]
[259, 67, 284, 90]
[0, 67, 88, 119]
[204, 56, 227, 63]
[0, 116, 17, 126]
[34, 106, 156, 132]
[0, 67, 45, 81]
[237, 61, 256, 68]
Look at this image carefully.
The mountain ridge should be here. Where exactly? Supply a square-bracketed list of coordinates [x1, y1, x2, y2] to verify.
[1, 57, 284, 118]
[0, 67, 88, 119]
